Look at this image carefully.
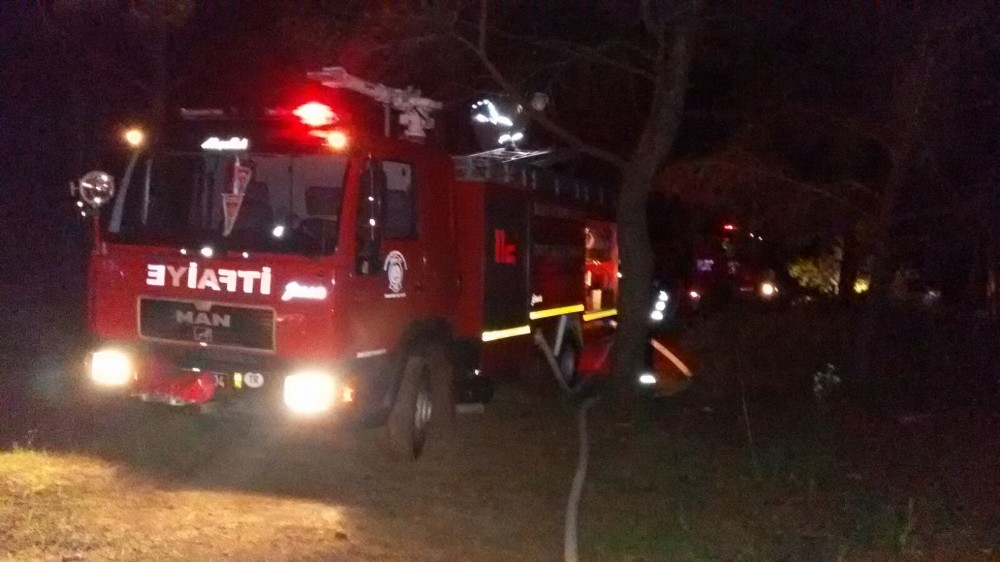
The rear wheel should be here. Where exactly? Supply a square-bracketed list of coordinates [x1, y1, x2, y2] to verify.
[557, 340, 580, 391]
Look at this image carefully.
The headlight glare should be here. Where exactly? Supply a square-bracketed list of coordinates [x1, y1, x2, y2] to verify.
[284, 370, 337, 415]
[90, 349, 133, 387]
[760, 282, 777, 298]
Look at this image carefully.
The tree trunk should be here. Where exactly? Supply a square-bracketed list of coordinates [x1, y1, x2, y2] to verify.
[611, 8, 699, 381]
[614, 161, 657, 380]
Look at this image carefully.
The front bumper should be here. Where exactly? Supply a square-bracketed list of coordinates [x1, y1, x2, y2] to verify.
[83, 341, 384, 422]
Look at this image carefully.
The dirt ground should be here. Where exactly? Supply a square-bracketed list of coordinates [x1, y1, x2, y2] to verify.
[3, 281, 1000, 561]
[3, 382, 1000, 562]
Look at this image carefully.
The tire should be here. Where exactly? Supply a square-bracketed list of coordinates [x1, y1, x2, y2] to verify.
[557, 340, 581, 391]
[382, 342, 454, 460]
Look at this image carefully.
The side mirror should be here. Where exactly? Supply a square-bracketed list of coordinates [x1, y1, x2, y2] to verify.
[72, 170, 116, 209]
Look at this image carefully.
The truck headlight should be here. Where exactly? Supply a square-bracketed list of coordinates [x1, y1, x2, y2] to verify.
[284, 370, 337, 415]
[90, 348, 133, 387]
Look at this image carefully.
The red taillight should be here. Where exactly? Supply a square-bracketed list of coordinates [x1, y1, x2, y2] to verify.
[293, 102, 336, 127]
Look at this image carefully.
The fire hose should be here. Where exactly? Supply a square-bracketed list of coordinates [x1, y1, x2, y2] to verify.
[533, 329, 596, 562]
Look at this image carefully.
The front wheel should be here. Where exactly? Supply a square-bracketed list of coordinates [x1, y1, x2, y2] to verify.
[382, 343, 454, 460]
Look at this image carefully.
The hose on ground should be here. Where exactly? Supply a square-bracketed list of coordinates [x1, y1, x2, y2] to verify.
[532, 328, 598, 562]
[564, 396, 597, 562]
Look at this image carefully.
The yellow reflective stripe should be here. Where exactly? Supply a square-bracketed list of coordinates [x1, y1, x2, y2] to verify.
[481, 325, 532, 342]
[528, 304, 585, 320]
[582, 308, 618, 322]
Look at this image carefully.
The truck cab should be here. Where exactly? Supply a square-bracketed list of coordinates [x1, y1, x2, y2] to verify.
[81, 101, 463, 454]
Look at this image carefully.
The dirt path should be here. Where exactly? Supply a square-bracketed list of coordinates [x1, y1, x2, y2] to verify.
[2, 391, 582, 561]
[4, 385, 1000, 561]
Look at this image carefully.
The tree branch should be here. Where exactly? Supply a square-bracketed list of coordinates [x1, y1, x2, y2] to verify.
[477, 0, 487, 54]
[486, 30, 656, 81]
[693, 158, 878, 216]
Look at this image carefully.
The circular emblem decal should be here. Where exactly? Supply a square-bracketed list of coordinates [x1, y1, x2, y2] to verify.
[384, 251, 407, 293]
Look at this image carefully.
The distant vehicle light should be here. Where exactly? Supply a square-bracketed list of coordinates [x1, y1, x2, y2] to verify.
[638, 373, 657, 385]
[90, 349, 132, 387]
[199, 246, 214, 258]
[654, 300, 667, 312]
[689, 290, 701, 300]
[272, 225, 285, 238]
[723, 223, 736, 231]
[293, 102, 336, 127]
[284, 370, 337, 414]
[760, 282, 777, 298]
[123, 128, 144, 148]
[650, 309, 664, 322]
[658, 291, 669, 301]
[325, 130, 348, 150]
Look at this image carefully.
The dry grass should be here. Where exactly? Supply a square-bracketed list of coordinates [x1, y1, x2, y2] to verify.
[0, 450, 349, 561]
[4, 293, 1000, 561]
[3, 381, 1000, 561]
[1, 393, 582, 562]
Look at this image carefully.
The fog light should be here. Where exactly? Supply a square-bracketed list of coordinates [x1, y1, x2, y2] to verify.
[284, 371, 337, 414]
[90, 349, 132, 387]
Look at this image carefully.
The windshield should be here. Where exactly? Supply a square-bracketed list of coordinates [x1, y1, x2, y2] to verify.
[108, 151, 348, 255]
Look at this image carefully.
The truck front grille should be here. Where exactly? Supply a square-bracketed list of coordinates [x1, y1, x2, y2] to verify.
[138, 298, 275, 352]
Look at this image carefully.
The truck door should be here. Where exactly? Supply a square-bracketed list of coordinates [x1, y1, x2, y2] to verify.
[347, 156, 424, 356]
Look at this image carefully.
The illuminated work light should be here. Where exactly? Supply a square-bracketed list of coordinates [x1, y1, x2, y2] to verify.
[90, 349, 133, 387]
[284, 370, 337, 414]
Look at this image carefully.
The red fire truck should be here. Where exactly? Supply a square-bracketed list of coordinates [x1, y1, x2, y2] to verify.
[74, 69, 617, 458]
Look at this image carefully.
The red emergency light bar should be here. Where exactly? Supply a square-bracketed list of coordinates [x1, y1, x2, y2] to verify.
[293, 102, 337, 127]
[179, 103, 341, 127]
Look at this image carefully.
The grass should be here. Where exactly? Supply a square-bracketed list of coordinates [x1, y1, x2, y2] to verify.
[3, 284, 1000, 560]
[0, 450, 350, 562]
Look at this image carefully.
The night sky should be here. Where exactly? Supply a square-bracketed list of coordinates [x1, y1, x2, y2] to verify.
[2, 3, 998, 301]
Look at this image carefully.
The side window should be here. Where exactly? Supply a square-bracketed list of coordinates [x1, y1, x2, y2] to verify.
[382, 161, 416, 239]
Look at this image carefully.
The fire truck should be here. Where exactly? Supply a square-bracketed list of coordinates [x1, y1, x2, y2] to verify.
[74, 68, 618, 458]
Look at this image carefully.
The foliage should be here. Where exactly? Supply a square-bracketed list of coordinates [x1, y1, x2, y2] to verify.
[787, 252, 842, 295]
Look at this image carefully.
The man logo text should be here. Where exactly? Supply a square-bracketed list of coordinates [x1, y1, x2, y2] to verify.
[176, 311, 231, 328]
